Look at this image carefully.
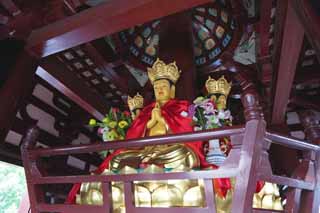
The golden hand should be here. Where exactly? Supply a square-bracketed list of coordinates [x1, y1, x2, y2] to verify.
[147, 103, 163, 129]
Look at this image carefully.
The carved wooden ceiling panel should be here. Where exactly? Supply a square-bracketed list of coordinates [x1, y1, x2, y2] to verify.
[3, 75, 103, 171]
[56, 47, 125, 106]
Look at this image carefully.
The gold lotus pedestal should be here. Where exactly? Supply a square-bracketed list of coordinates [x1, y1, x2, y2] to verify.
[76, 165, 208, 212]
[76, 167, 283, 212]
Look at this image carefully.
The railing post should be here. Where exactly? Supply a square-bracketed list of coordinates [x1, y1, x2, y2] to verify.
[231, 93, 265, 212]
[101, 182, 112, 213]
[21, 126, 41, 213]
[298, 110, 320, 213]
[123, 182, 135, 212]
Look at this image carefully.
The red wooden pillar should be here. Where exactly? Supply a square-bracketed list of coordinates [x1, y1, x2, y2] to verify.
[158, 12, 197, 101]
[0, 49, 38, 143]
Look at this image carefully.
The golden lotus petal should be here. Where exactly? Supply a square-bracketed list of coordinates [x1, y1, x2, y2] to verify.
[273, 197, 284, 210]
[119, 166, 137, 174]
[112, 185, 125, 209]
[144, 164, 163, 173]
[261, 194, 275, 210]
[134, 185, 152, 207]
[183, 186, 205, 207]
[252, 193, 262, 208]
[152, 184, 183, 207]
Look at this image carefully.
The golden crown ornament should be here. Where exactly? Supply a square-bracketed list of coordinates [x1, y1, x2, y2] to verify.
[205, 76, 232, 97]
[127, 93, 144, 111]
[147, 58, 181, 85]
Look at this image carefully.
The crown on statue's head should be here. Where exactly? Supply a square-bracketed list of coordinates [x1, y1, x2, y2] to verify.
[147, 58, 181, 85]
[205, 75, 232, 97]
[127, 93, 144, 111]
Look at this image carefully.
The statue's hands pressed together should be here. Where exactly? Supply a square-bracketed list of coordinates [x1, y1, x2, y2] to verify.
[147, 102, 166, 130]
[147, 103, 160, 129]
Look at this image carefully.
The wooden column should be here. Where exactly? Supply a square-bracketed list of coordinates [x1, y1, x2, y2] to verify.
[0, 49, 38, 143]
[269, 0, 304, 176]
[158, 12, 196, 101]
[271, 0, 304, 125]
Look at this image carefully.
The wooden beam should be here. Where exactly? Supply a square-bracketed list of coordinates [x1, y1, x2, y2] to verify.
[0, 13, 9, 25]
[0, 50, 38, 143]
[0, 0, 21, 16]
[39, 57, 109, 120]
[0, 154, 22, 166]
[290, 96, 320, 112]
[257, 0, 274, 87]
[271, 1, 304, 124]
[0, 142, 21, 160]
[292, 0, 320, 62]
[51, 1, 130, 96]
[272, 0, 289, 76]
[26, 0, 210, 58]
[294, 66, 320, 85]
[258, 0, 273, 58]
[83, 43, 128, 93]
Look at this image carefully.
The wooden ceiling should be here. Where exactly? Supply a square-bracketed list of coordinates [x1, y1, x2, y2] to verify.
[1, 0, 320, 170]
[1, 0, 319, 124]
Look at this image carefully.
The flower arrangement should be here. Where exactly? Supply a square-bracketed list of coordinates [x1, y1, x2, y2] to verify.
[188, 96, 233, 162]
[88, 108, 132, 157]
[188, 96, 232, 131]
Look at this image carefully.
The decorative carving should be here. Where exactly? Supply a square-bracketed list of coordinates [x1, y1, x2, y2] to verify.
[235, 71, 263, 121]
[241, 92, 263, 121]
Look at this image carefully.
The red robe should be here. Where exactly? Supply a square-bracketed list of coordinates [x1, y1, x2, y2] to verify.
[67, 99, 251, 203]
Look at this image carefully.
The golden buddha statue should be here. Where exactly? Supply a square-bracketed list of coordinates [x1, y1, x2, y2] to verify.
[109, 59, 201, 171]
[70, 59, 209, 210]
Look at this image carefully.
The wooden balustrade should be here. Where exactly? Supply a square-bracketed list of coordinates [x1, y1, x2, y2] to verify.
[21, 118, 320, 213]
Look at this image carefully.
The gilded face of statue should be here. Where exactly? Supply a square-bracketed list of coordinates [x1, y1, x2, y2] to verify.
[217, 95, 227, 110]
[153, 79, 171, 102]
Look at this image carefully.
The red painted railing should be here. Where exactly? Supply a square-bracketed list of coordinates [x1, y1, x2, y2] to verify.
[21, 119, 320, 213]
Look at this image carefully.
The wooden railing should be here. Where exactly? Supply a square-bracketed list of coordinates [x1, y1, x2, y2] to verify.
[21, 118, 320, 213]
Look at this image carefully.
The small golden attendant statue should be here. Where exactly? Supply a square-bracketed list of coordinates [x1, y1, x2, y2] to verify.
[205, 76, 231, 111]
[192, 76, 283, 211]
[127, 93, 144, 120]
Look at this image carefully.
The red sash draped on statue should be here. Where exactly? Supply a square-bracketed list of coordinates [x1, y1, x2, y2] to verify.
[66, 99, 245, 203]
